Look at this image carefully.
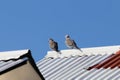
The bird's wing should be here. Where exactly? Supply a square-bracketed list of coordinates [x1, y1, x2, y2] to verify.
[55, 42, 58, 50]
[72, 40, 79, 49]
[54, 42, 59, 52]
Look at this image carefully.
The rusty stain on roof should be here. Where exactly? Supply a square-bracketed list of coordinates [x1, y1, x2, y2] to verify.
[88, 50, 120, 70]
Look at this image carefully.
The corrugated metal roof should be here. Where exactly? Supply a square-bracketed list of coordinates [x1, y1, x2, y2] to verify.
[89, 50, 120, 70]
[0, 49, 45, 80]
[0, 49, 29, 74]
[45, 45, 120, 58]
[37, 45, 120, 80]
[0, 49, 29, 60]
[0, 58, 28, 73]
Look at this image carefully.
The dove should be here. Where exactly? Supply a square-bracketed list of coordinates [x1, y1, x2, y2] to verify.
[65, 35, 82, 52]
[49, 38, 59, 52]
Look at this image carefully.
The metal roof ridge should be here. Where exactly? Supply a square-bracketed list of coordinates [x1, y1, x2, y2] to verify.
[0, 49, 30, 61]
[45, 45, 120, 59]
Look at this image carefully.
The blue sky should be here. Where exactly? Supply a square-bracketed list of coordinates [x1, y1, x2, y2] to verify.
[0, 0, 120, 62]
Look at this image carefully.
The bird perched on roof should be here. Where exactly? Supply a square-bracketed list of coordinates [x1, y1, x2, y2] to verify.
[49, 38, 59, 52]
[65, 35, 82, 52]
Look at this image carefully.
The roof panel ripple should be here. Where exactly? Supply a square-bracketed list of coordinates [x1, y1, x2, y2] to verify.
[37, 46, 120, 80]
[37, 54, 113, 80]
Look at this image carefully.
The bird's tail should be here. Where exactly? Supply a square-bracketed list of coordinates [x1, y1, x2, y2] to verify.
[78, 48, 83, 52]
[55, 50, 62, 54]
[75, 46, 83, 52]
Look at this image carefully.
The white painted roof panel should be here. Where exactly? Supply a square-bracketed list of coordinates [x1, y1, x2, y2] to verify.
[0, 58, 28, 73]
[0, 49, 29, 73]
[46, 45, 120, 59]
[0, 49, 29, 60]
[37, 54, 115, 80]
[37, 45, 120, 80]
